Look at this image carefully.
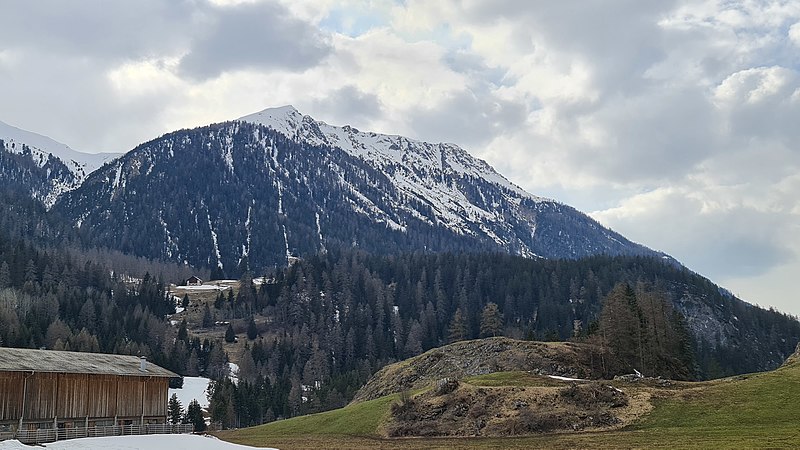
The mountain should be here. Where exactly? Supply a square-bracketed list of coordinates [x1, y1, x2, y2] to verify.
[0, 119, 119, 207]
[53, 106, 666, 275]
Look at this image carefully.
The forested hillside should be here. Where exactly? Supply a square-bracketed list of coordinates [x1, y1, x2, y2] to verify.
[0, 197, 215, 378]
[198, 249, 800, 428]
[0, 139, 82, 207]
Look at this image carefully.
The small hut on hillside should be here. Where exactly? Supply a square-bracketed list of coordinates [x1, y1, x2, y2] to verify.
[0, 348, 179, 442]
[186, 276, 203, 286]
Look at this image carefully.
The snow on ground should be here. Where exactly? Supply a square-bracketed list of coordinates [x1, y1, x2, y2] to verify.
[0, 434, 275, 449]
[228, 363, 239, 385]
[173, 284, 230, 291]
[169, 377, 211, 409]
[547, 375, 587, 382]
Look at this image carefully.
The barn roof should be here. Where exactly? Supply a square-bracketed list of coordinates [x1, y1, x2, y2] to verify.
[0, 348, 178, 378]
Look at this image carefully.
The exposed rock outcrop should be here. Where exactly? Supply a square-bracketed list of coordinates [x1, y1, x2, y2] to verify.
[782, 343, 800, 367]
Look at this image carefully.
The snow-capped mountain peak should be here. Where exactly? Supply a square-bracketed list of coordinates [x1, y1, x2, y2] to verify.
[0, 119, 121, 207]
[239, 106, 534, 198]
[0, 119, 119, 177]
[238, 105, 304, 138]
[238, 106, 551, 245]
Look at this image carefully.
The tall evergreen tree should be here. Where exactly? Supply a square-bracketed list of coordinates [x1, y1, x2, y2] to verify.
[168, 393, 183, 425]
[448, 308, 467, 343]
[480, 302, 503, 337]
[177, 318, 189, 341]
[246, 317, 258, 340]
[202, 305, 213, 328]
[225, 323, 236, 343]
[0, 261, 9, 289]
[185, 399, 206, 432]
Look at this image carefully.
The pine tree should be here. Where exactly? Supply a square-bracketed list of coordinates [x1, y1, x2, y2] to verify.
[202, 305, 213, 328]
[448, 308, 467, 342]
[186, 349, 200, 377]
[225, 323, 236, 343]
[246, 317, 258, 340]
[185, 399, 206, 432]
[0, 261, 10, 289]
[168, 393, 183, 424]
[177, 318, 188, 341]
[404, 320, 424, 357]
[480, 302, 503, 337]
[210, 266, 224, 281]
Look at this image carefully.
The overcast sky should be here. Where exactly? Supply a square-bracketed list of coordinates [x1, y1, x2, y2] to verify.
[1, 0, 798, 316]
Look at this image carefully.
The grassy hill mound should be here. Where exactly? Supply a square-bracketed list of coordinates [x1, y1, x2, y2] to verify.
[353, 337, 602, 403]
[217, 339, 800, 449]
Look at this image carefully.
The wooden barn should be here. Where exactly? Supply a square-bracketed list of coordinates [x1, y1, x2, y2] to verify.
[0, 348, 178, 437]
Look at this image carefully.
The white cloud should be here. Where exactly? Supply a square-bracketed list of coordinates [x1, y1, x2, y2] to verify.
[177, 2, 332, 80]
[790, 22, 800, 46]
[590, 182, 797, 279]
[2, 0, 800, 315]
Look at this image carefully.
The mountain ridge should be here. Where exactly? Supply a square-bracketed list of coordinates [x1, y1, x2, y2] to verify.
[0, 119, 120, 207]
[53, 107, 666, 274]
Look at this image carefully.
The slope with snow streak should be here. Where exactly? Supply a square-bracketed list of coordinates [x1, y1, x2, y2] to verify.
[239, 106, 658, 259]
[240, 106, 544, 250]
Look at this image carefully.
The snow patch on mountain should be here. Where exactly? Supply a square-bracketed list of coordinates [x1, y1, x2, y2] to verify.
[0, 119, 120, 207]
[239, 106, 536, 199]
[239, 106, 550, 251]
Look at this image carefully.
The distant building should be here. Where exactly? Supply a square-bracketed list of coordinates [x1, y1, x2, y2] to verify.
[186, 276, 203, 286]
[0, 348, 178, 441]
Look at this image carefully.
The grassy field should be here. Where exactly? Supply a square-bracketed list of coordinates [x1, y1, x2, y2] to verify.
[217, 359, 800, 449]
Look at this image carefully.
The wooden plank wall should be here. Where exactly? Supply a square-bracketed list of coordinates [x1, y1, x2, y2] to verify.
[87, 375, 117, 418]
[143, 378, 167, 416]
[23, 373, 57, 419]
[115, 377, 144, 417]
[55, 373, 89, 419]
[1, 371, 169, 423]
[0, 372, 23, 421]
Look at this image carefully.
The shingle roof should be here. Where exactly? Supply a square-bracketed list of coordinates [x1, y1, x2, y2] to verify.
[0, 348, 178, 378]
